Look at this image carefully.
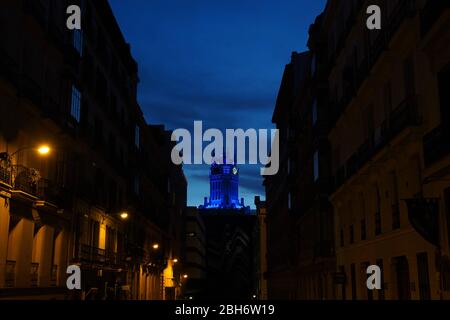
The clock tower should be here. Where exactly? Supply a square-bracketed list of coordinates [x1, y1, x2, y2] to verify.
[200, 162, 246, 209]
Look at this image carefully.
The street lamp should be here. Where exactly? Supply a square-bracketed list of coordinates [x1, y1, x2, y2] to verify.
[37, 145, 51, 155]
[0, 144, 53, 188]
[152, 243, 160, 250]
[120, 212, 129, 220]
[1, 144, 52, 164]
[182, 274, 188, 279]
[173, 259, 179, 264]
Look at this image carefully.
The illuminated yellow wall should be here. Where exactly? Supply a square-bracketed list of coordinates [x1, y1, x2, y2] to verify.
[99, 223, 106, 250]
[163, 260, 175, 288]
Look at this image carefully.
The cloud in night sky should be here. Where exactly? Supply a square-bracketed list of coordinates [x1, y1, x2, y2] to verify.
[109, 0, 327, 208]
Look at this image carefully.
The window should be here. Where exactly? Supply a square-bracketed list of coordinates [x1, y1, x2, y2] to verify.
[349, 225, 354, 244]
[351, 263, 357, 300]
[417, 253, 431, 300]
[361, 219, 366, 241]
[312, 100, 318, 126]
[362, 262, 373, 300]
[403, 57, 415, 96]
[375, 209, 382, 235]
[135, 125, 140, 148]
[375, 184, 382, 235]
[390, 171, 400, 230]
[313, 151, 320, 182]
[73, 29, 83, 56]
[376, 259, 385, 300]
[70, 86, 81, 122]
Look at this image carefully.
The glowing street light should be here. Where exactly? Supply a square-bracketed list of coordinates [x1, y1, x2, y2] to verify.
[120, 212, 129, 220]
[2, 144, 53, 161]
[152, 243, 160, 250]
[37, 145, 51, 155]
[173, 259, 179, 264]
[182, 274, 188, 279]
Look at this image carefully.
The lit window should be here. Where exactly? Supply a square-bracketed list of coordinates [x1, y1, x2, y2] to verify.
[73, 30, 83, 56]
[70, 85, 81, 122]
[288, 192, 292, 210]
[312, 100, 318, 126]
[313, 151, 319, 182]
[135, 125, 140, 148]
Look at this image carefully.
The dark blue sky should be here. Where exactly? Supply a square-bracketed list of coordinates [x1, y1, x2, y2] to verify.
[109, 0, 326, 208]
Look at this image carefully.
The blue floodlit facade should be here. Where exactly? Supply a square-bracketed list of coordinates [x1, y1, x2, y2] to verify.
[199, 162, 249, 211]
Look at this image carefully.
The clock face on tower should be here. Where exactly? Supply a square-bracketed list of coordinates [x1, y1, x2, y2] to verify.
[232, 167, 238, 175]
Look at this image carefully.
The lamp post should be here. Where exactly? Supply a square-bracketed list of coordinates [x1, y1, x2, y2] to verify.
[0, 144, 52, 188]
[0, 144, 52, 163]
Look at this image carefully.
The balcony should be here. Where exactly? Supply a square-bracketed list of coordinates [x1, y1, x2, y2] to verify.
[423, 125, 450, 167]
[13, 165, 39, 196]
[5, 260, 16, 288]
[105, 251, 125, 267]
[80, 245, 106, 265]
[421, 0, 450, 36]
[333, 96, 420, 192]
[30, 262, 39, 287]
[0, 166, 11, 186]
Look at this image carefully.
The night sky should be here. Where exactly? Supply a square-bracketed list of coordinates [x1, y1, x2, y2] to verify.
[109, 0, 326, 208]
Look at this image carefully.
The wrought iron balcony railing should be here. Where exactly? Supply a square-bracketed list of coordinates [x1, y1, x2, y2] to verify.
[0, 166, 11, 185]
[13, 165, 39, 196]
[80, 244, 106, 265]
[79, 244, 125, 267]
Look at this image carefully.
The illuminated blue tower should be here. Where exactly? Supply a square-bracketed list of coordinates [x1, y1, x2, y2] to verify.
[200, 161, 246, 210]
